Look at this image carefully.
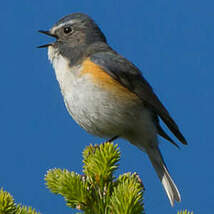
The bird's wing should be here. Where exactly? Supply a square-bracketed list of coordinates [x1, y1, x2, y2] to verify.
[151, 112, 180, 148]
[90, 51, 187, 145]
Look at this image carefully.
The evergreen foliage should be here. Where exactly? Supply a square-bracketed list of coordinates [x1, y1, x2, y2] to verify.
[0, 142, 194, 214]
[0, 189, 40, 214]
[45, 142, 144, 213]
[177, 210, 194, 214]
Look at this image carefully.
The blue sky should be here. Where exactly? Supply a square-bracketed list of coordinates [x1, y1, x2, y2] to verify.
[0, 0, 213, 213]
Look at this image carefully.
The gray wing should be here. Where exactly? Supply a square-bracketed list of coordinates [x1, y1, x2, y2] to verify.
[90, 51, 187, 145]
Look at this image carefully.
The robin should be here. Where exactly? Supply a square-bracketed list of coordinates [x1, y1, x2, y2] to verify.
[38, 13, 187, 206]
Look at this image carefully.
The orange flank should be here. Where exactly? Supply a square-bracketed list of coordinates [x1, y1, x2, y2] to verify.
[81, 58, 139, 100]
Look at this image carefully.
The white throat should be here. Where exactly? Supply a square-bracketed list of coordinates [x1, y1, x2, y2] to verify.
[47, 46, 81, 94]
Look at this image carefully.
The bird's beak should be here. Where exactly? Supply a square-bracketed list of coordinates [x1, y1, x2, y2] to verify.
[37, 30, 58, 48]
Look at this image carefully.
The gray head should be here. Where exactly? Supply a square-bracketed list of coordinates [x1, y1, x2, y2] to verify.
[38, 13, 106, 49]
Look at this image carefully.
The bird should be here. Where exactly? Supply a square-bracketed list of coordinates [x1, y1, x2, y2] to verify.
[38, 13, 187, 206]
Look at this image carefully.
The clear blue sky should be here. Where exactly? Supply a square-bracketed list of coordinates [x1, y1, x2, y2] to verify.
[0, 0, 213, 213]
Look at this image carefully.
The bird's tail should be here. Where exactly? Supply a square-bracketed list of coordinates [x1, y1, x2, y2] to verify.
[146, 146, 181, 206]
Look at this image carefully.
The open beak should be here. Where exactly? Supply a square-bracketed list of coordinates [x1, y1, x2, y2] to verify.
[37, 30, 58, 48]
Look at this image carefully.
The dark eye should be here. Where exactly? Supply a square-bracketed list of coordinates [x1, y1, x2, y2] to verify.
[63, 26, 72, 34]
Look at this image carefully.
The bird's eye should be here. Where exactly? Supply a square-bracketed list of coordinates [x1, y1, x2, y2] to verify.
[63, 26, 72, 34]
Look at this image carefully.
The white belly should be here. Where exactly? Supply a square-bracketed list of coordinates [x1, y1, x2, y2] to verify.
[48, 47, 156, 141]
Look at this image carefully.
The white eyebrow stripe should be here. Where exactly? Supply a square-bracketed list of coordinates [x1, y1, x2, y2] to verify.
[50, 20, 75, 33]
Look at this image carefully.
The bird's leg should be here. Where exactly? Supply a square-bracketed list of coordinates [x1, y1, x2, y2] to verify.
[106, 136, 119, 142]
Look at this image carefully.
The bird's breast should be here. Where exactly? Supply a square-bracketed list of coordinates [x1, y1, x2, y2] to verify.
[48, 47, 147, 138]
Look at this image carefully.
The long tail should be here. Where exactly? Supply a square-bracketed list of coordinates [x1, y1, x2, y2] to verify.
[146, 146, 181, 206]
